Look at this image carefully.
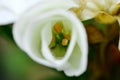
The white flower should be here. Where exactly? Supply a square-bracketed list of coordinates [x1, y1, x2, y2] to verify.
[0, 0, 40, 25]
[73, 0, 120, 24]
[74, 0, 120, 50]
[13, 0, 88, 77]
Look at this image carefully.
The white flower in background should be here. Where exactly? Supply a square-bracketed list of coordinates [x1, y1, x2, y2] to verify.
[13, 0, 88, 77]
[73, 0, 120, 24]
[73, 0, 120, 50]
[0, 0, 40, 25]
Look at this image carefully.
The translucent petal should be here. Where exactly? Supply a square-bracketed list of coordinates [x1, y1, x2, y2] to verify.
[81, 9, 96, 20]
[22, 19, 55, 68]
[0, 0, 41, 25]
[64, 44, 87, 76]
[41, 22, 55, 62]
[0, 6, 16, 25]
[64, 18, 88, 76]
[93, 0, 107, 10]
[112, 0, 120, 4]
[86, 1, 100, 11]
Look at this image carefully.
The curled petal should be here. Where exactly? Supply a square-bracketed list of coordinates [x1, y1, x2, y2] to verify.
[13, 0, 88, 77]
[64, 16, 88, 76]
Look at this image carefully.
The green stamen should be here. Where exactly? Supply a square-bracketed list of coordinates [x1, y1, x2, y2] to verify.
[49, 22, 71, 58]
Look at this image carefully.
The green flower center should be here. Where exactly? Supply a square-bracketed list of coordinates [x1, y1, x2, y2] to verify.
[49, 22, 71, 58]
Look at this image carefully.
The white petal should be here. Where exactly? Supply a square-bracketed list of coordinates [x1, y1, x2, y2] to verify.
[22, 18, 55, 68]
[64, 44, 87, 76]
[0, 5, 16, 25]
[0, 0, 41, 25]
[64, 16, 88, 76]
[109, 1, 120, 15]
[81, 9, 96, 20]
[72, 0, 82, 5]
[112, 0, 120, 4]
[0, 0, 41, 14]
[93, 0, 107, 10]
[86, 1, 100, 11]
[41, 22, 55, 62]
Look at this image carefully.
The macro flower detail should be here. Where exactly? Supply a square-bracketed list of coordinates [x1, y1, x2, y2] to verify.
[13, 0, 88, 77]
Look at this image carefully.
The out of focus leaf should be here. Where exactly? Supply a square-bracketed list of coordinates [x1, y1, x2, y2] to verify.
[106, 43, 120, 64]
[0, 24, 13, 41]
[105, 21, 119, 41]
[86, 25, 105, 44]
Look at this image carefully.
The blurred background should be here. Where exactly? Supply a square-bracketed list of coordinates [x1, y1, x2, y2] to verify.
[0, 19, 120, 80]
